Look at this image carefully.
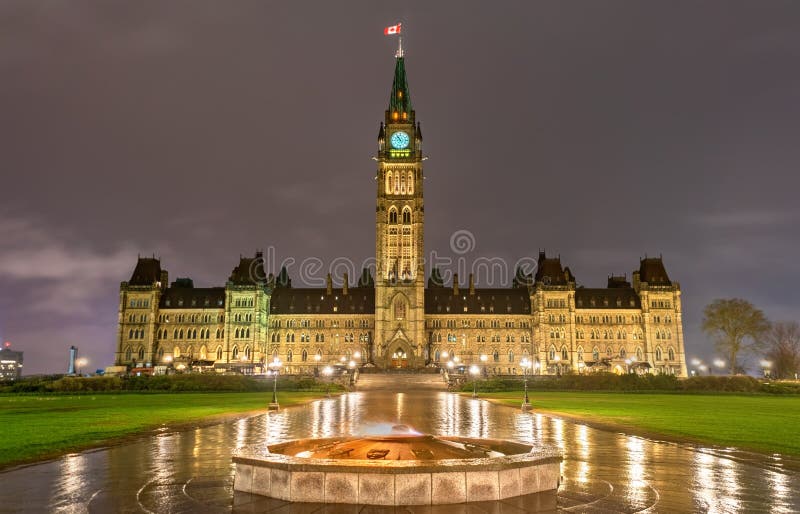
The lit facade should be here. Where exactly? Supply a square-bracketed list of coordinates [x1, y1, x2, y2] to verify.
[114, 53, 688, 378]
[0, 344, 23, 381]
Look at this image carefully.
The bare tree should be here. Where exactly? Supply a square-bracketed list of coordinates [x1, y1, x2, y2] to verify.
[765, 321, 800, 379]
[702, 299, 770, 375]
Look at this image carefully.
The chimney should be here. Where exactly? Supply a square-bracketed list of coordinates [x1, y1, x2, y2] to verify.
[453, 273, 459, 296]
[469, 273, 475, 295]
[326, 273, 333, 295]
[632, 271, 641, 293]
[343, 272, 349, 295]
[160, 270, 169, 291]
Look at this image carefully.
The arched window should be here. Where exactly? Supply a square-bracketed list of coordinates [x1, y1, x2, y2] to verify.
[129, 329, 133, 339]
[400, 173, 406, 193]
[232, 346, 239, 360]
[493, 350, 500, 362]
[216, 329, 221, 339]
[402, 208, 411, 224]
[667, 347, 675, 361]
[592, 347, 599, 361]
[216, 346, 223, 361]
[655, 347, 663, 361]
[244, 346, 251, 360]
[301, 349, 308, 362]
[434, 350, 440, 361]
[407, 171, 414, 194]
[174, 329, 179, 339]
[173, 346, 181, 358]
[138, 347, 145, 361]
[389, 208, 398, 224]
[287, 349, 293, 362]
[619, 348, 627, 359]
[200, 345, 207, 360]
[179, 329, 184, 339]
[577, 346, 584, 361]
[549, 346, 556, 361]
[386, 171, 392, 193]
[235, 328, 240, 338]
[636, 347, 643, 361]
[124, 346, 132, 361]
[508, 350, 515, 363]
[246, 328, 250, 338]
[561, 347, 568, 360]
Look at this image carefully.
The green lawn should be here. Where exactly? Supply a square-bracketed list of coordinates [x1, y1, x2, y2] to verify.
[480, 392, 800, 456]
[0, 391, 322, 468]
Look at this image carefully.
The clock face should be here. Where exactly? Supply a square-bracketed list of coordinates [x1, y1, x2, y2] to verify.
[390, 131, 410, 149]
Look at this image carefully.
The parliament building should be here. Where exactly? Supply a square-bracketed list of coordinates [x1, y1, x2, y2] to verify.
[115, 51, 688, 378]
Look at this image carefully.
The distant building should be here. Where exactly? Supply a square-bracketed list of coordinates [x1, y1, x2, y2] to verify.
[68, 346, 78, 375]
[0, 342, 23, 381]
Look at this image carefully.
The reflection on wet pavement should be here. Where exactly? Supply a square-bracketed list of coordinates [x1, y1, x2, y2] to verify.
[1, 391, 798, 513]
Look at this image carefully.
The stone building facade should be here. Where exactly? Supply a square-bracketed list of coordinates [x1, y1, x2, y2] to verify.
[115, 52, 687, 378]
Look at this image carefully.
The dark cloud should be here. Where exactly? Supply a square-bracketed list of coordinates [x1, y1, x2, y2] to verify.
[2, 1, 799, 373]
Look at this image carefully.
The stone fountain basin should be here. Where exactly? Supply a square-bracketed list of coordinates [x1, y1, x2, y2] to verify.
[233, 435, 562, 505]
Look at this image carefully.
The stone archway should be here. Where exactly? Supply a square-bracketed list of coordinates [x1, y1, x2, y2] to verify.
[385, 339, 414, 369]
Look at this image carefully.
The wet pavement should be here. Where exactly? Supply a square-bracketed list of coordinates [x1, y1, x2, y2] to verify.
[1, 389, 799, 513]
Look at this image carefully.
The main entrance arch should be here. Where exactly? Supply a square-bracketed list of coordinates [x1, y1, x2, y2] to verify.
[383, 338, 414, 369]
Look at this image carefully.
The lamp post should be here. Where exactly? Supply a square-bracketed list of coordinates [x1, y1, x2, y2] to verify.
[713, 359, 726, 375]
[690, 358, 702, 376]
[268, 358, 282, 410]
[76, 357, 88, 377]
[469, 365, 480, 398]
[323, 366, 333, 397]
[520, 358, 532, 411]
[479, 353, 488, 377]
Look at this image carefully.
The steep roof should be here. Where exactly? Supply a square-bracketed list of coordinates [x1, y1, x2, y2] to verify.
[534, 252, 572, 286]
[575, 287, 641, 309]
[639, 257, 672, 286]
[160, 287, 226, 309]
[228, 252, 266, 286]
[270, 288, 375, 315]
[128, 258, 163, 286]
[425, 288, 531, 315]
[389, 56, 412, 115]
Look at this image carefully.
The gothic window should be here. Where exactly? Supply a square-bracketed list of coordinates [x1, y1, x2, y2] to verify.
[667, 347, 675, 361]
[549, 346, 556, 361]
[636, 347, 643, 361]
[129, 329, 133, 339]
[592, 347, 600, 361]
[232, 346, 239, 360]
[577, 347, 584, 361]
[655, 347, 663, 361]
[561, 347, 568, 360]
[287, 349, 293, 362]
[619, 348, 626, 359]
[216, 346, 223, 361]
[124, 346, 132, 361]
[138, 347, 145, 361]
[389, 208, 398, 224]
[244, 346, 251, 360]
[508, 350, 515, 363]
[394, 297, 406, 320]
[400, 174, 406, 194]
[200, 345, 207, 360]
[402, 208, 411, 224]
[407, 171, 414, 194]
[386, 171, 392, 193]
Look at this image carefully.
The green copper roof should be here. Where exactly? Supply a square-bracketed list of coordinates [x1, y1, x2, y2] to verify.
[389, 57, 412, 115]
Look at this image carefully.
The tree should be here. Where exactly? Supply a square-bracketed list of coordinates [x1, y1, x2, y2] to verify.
[702, 299, 770, 375]
[764, 321, 800, 379]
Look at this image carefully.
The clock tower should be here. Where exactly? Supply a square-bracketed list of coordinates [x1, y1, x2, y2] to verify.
[374, 49, 426, 369]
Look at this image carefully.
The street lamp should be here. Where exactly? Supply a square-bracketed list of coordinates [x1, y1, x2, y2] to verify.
[520, 358, 532, 411]
[698, 364, 708, 375]
[268, 359, 282, 410]
[469, 365, 480, 398]
[713, 359, 726, 375]
[314, 353, 321, 376]
[323, 366, 333, 397]
[76, 357, 88, 376]
[479, 354, 488, 377]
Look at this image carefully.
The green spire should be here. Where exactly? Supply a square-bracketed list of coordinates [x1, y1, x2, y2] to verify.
[389, 57, 412, 120]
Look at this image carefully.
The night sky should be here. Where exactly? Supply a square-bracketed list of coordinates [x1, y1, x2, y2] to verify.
[2, 1, 799, 374]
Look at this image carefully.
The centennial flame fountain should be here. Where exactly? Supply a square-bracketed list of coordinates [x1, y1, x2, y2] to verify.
[233, 425, 562, 506]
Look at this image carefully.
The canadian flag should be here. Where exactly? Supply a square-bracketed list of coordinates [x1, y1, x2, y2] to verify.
[384, 23, 402, 35]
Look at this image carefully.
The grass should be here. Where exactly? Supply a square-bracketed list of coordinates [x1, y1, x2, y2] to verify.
[480, 391, 800, 456]
[0, 391, 323, 468]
